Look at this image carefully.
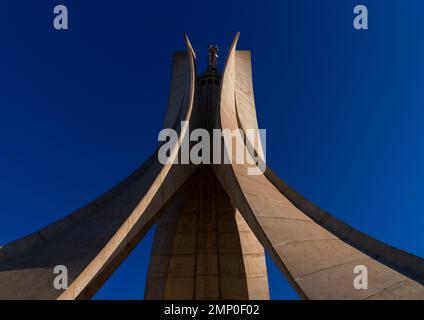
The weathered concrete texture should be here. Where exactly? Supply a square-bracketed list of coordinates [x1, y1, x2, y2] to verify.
[145, 167, 269, 300]
[214, 32, 424, 300]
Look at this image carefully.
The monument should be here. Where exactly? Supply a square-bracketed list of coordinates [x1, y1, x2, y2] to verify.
[0, 34, 423, 300]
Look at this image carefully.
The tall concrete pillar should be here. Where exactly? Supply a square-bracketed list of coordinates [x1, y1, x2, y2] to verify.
[145, 167, 269, 299]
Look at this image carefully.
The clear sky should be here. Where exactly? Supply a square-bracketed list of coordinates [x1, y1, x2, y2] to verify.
[0, 0, 423, 299]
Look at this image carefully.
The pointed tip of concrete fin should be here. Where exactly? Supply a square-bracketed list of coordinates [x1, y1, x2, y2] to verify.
[183, 33, 196, 60]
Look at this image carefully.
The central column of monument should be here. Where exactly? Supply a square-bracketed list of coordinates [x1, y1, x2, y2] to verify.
[144, 46, 269, 300]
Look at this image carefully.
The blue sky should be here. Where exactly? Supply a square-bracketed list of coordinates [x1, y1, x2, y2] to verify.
[0, 0, 423, 299]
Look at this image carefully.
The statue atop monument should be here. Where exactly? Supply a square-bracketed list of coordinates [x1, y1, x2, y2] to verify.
[207, 44, 219, 71]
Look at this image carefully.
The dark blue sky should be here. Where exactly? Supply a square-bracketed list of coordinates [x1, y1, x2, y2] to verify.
[0, 1, 423, 299]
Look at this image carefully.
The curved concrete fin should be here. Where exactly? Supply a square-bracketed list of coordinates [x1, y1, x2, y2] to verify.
[184, 33, 196, 61]
[214, 32, 424, 300]
[0, 36, 198, 300]
[57, 34, 198, 299]
[162, 34, 197, 130]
